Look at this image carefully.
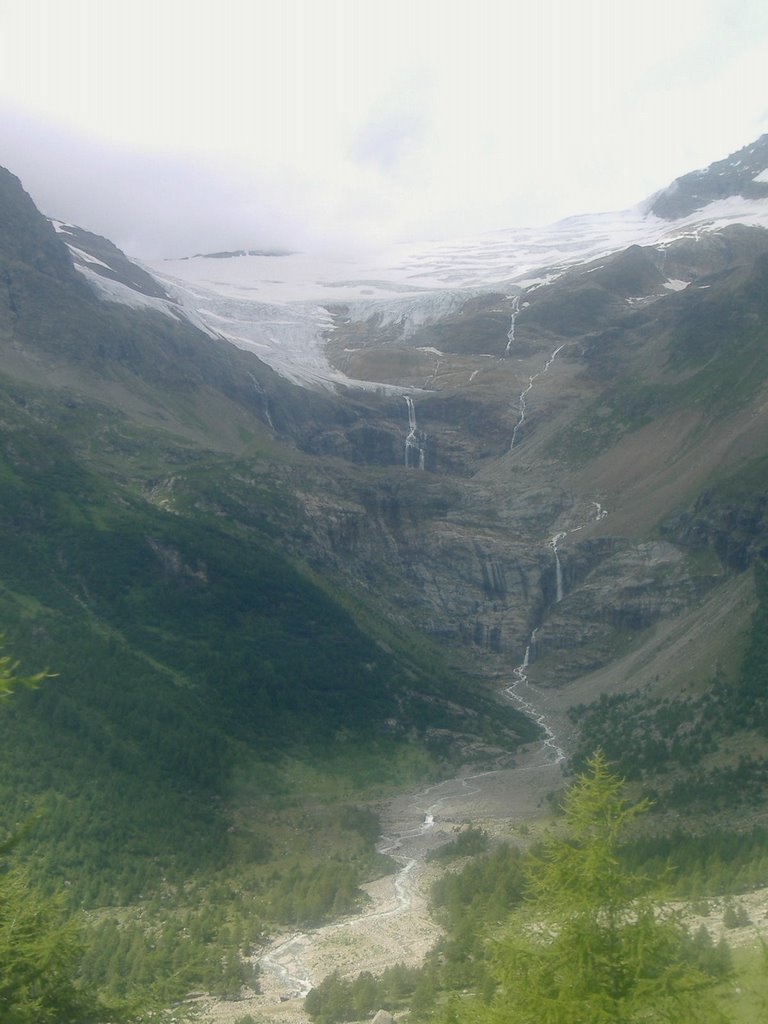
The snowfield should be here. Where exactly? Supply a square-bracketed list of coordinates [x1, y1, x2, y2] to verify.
[68, 191, 768, 391]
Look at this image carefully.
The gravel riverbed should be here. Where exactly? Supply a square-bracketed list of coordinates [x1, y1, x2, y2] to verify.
[198, 740, 566, 1024]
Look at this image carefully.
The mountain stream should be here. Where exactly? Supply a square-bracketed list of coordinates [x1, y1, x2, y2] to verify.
[229, 500, 618, 1022]
[503, 294, 521, 357]
[243, 690, 566, 1024]
[209, 408, 610, 1023]
[509, 343, 565, 449]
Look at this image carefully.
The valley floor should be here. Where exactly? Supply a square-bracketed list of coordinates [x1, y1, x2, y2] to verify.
[198, 739, 566, 1024]
[196, 691, 768, 1024]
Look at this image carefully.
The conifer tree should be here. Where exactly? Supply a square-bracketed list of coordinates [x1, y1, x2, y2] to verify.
[0, 641, 50, 696]
[461, 751, 729, 1024]
[0, 644, 141, 1023]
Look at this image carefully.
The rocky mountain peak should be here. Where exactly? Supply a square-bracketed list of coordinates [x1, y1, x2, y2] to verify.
[649, 133, 768, 220]
[0, 166, 77, 281]
[49, 220, 170, 300]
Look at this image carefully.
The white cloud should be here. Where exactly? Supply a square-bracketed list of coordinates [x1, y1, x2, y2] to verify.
[0, 0, 767, 256]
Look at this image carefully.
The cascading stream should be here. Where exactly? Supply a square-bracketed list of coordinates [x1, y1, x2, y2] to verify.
[259, 771, 497, 997]
[404, 396, 427, 470]
[548, 500, 608, 603]
[504, 628, 566, 765]
[550, 532, 567, 604]
[505, 499, 610, 758]
[510, 344, 565, 450]
[503, 293, 521, 357]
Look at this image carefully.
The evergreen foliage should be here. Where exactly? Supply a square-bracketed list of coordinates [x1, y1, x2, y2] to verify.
[0, 862, 114, 1024]
[425, 826, 490, 862]
[0, 651, 141, 1024]
[306, 758, 740, 1024]
[304, 963, 423, 1024]
[436, 753, 730, 1024]
[267, 861, 365, 926]
[0, 642, 50, 697]
[0, 391, 466, 904]
[733, 561, 768, 723]
[570, 561, 768, 815]
[77, 892, 262, 1006]
[620, 826, 768, 898]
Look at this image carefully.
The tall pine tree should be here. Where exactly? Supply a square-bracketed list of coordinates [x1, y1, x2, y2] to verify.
[455, 752, 729, 1024]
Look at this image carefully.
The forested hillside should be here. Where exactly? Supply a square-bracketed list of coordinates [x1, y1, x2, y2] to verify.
[0, 167, 536, 1015]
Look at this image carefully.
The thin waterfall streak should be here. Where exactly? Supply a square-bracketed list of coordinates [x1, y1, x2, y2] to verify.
[503, 294, 520, 357]
[248, 371, 275, 430]
[510, 375, 535, 449]
[543, 343, 565, 372]
[504, 499, 609, 762]
[425, 353, 442, 388]
[509, 344, 565, 450]
[550, 531, 567, 603]
[404, 395, 416, 468]
[547, 501, 607, 605]
[404, 395, 426, 470]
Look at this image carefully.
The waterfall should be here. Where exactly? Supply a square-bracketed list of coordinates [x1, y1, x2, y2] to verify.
[510, 344, 565, 450]
[550, 532, 567, 603]
[504, 499, 610, 763]
[248, 372, 275, 430]
[404, 396, 426, 470]
[510, 374, 535, 449]
[547, 502, 606, 605]
[513, 628, 536, 685]
[503, 294, 521, 357]
[505, 628, 565, 764]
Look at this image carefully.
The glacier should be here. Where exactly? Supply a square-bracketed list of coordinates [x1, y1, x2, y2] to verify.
[61, 187, 768, 392]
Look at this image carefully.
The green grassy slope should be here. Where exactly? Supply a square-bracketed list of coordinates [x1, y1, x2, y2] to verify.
[0, 384, 532, 905]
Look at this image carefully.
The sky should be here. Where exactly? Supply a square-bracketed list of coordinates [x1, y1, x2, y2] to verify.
[1, 0, 767, 259]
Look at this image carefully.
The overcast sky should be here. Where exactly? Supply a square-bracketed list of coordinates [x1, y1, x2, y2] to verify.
[1, 0, 767, 258]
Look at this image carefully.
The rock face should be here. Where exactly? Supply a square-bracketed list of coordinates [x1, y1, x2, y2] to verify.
[663, 492, 768, 572]
[49, 220, 170, 299]
[4, 147, 768, 731]
[285, 461, 725, 688]
[265, 216, 768, 702]
[0, 167, 78, 281]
